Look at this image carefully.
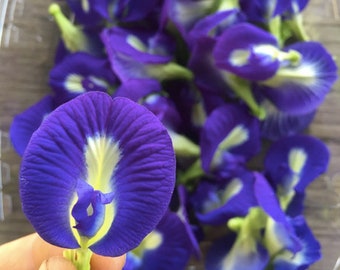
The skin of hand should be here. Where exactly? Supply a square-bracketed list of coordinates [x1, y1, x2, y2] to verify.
[0, 233, 126, 270]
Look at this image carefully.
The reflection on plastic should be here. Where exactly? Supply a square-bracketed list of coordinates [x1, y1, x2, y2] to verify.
[0, 130, 12, 221]
[0, 0, 25, 48]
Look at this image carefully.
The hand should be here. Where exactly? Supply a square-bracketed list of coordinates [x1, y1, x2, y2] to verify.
[0, 233, 126, 270]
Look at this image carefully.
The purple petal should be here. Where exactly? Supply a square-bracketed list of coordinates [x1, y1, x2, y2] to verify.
[213, 23, 280, 81]
[10, 95, 55, 156]
[258, 98, 316, 140]
[260, 41, 338, 114]
[49, 52, 117, 105]
[191, 172, 257, 225]
[264, 135, 329, 194]
[200, 104, 260, 174]
[20, 92, 176, 256]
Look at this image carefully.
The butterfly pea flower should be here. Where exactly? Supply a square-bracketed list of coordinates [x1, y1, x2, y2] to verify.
[123, 210, 196, 270]
[49, 52, 118, 105]
[190, 171, 257, 225]
[110, 0, 161, 23]
[264, 135, 330, 213]
[272, 215, 321, 270]
[205, 217, 270, 270]
[163, 0, 239, 41]
[10, 96, 55, 156]
[20, 92, 176, 265]
[101, 26, 192, 82]
[257, 96, 316, 140]
[187, 9, 245, 46]
[213, 22, 301, 82]
[204, 172, 302, 270]
[200, 104, 260, 178]
[114, 78, 162, 102]
[259, 41, 338, 115]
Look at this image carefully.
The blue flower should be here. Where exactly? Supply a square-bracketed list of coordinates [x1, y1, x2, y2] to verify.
[200, 104, 260, 178]
[123, 210, 196, 270]
[259, 41, 338, 114]
[10, 96, 55, 156]
[49, 52, 118, 105]
[20, 92, 176, 257]
[264, 135, 329, 214]
[101, 26, 192, 82]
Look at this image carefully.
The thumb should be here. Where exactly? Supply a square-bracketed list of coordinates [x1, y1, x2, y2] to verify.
[39, 256, 76, 270]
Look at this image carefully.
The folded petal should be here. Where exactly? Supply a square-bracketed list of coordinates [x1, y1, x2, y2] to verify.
[213, 23, 280, 81]
[49, 52, 117, 104]
[20, 92, 176, 256]
[200, 104, 260, 175]
[10, 95, 55, 156]
[264, 135, 330, 194]
[191, 171, 257, 225]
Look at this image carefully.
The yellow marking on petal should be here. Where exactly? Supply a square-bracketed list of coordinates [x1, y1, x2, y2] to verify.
[133, 230, 163, 257]
[289, 147, 307, 174]
[85, 135, 121, 192]
[87, 202, 115, 247]
[262, 63, 316, 87]
[221, 178, 243, 204]
[211, 125, 249, 168]
[69, 135, 121, 247]
[81, 0, 90, 13]
[143, 231, 163, 250]
[127, 35, 148, 52]
[65, 74, 85, 93]
[229, 49, 250, 66]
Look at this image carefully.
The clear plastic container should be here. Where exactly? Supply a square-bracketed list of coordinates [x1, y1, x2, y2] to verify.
[0, 1, 340, 270]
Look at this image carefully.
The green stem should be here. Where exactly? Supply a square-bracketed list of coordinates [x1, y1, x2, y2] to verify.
[178, 159, 205, 186]
[147, 62, 194, 81]
[48, 3, 88, 52]
[226, 74, 266, 120]
[63, 248, 93, 270]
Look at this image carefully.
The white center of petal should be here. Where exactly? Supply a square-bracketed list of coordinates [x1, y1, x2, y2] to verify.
[229, 49, 250, 66]
[65, 74, 85, 93]
[81, 0, 90, 13]
[211, 125, 249, 168]
[143, 230, 163, 250]
[203, 178, 243, 213]
[288, 147, 307, 174]
[85, 135, 121, 192]
[127, 35, 148, 52]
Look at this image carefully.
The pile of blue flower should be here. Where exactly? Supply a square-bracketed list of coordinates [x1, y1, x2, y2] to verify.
[10, 1, 338, 269]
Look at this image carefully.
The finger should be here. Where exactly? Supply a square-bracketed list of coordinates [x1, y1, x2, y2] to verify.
[39, 256, 76, 270]
[32, 233, 64, 268]
[0, 233, 36, 270]
[91, 253, 126, 270]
